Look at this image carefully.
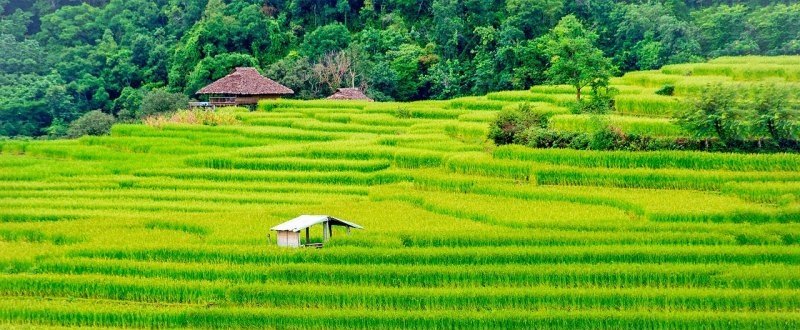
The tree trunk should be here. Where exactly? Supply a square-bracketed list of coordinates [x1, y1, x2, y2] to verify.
[704, 138, 709, 150]
[576, 87, 581, 102]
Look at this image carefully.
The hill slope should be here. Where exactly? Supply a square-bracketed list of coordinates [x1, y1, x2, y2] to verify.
[1, 57, 800, 328]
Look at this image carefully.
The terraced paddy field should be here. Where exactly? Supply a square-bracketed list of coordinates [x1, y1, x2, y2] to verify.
[2, 56, 800, 328]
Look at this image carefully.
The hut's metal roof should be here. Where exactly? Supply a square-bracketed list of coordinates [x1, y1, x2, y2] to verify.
[197, 67, 294, 95]
[270, 215, 363, 232]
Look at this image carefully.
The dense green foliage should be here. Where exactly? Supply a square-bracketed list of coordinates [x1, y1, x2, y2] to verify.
[3, 72, 800, 327]
[490, 57, 800, 152]
[137, 89, 190, 120]
[676, 84, 800, 149]
[541, 15, 615, 102]
[1, 0, 800, 136]
[65, 110, 115, 138]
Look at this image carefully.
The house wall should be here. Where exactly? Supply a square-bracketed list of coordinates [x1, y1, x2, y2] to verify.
[276, 230, 300, 248]
[287, 231, 300, 247]
[236, 95, 282, 105]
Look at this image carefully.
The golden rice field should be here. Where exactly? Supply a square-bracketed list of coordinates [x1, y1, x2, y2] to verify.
[1, 56, 800, 328]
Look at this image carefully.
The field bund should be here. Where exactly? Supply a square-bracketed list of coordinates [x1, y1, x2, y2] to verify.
[1, 56, 800, 328]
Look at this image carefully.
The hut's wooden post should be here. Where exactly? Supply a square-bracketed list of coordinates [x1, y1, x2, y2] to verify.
[347, 227, 351, 235]
[323, 221, 329, 242]
[305, 227, 310, 244]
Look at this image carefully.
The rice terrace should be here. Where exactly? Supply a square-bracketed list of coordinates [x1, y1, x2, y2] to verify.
[3, 1, 800, 329]
[0, 56, 799, 328]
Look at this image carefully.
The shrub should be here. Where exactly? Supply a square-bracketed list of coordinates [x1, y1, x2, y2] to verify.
[521, 127, 559, 148]
[114, 87, 144, 120]
[66, 110, 115, 138]
[517, 103, 549, 129]
[568, 133, 591, 149]
[519, 127, 583, 149]
[676, 83, 749, 147]
[488, 110, 521, 145]
[143, 109, 241, 127]
[139, 89, 189, 118]
[750, 84, 800, 143]
[655, 84, 675, 96]
[589, 125, 627, 150]
[395, 107, 412, 119]
[488, 103, 548, 145]
[43, 118, 69, 138]
[581, 86, 617, 114]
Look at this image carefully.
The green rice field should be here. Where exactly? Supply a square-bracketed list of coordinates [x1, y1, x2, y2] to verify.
[1, 56, 800, 328]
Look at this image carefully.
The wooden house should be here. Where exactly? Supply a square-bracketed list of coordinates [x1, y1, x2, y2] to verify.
[196, 67, 293, 107]
[270, 215, 363, 248]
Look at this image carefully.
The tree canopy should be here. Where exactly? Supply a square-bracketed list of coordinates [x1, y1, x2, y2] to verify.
[540, 15, 614, 102]
[2, 0, 800, 137]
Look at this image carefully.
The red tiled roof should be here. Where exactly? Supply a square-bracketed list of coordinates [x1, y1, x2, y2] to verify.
[326, 88, 373, 101]
[196, 67, 294, 95]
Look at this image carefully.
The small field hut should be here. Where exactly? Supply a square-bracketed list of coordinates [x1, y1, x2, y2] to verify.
[196, 67, 293, 107]
[271, 215, 363, 248]
[326, 88, 373, 101]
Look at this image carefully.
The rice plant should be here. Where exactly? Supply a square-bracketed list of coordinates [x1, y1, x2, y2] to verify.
[2, 56, 800, 329]
[548, 114, 685, 137]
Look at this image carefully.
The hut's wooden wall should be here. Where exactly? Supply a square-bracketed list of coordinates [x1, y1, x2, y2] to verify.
[236, 95, 281, 105]
[277, 231, 300, 247]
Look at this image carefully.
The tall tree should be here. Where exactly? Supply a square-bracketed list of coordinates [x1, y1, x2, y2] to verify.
[677, 84, 748, 148]
[301, 23, 351, 59]
[540, 15, 615, 102]
[751, 84, 800, 143]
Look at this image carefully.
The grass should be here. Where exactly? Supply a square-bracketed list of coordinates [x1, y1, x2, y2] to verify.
[1, 56, 800, 328]
[614, 94, 684, 117]
[548, 114, 685, 137]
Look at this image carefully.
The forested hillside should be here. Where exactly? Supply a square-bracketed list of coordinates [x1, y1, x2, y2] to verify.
[1, 0, 799, 137]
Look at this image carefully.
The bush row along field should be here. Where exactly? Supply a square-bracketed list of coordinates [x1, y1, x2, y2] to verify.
[2, 57, 800, 328]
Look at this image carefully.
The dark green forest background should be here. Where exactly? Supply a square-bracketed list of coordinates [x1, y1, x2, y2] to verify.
[1, 0, 799, 137]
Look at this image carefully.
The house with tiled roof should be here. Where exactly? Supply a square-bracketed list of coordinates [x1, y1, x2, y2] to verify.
[196, 67, 293, 107]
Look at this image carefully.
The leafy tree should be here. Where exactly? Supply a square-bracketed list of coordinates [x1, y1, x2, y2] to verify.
[0, 34, 45, 74]
[43, 118, 69, 138]
[427, 59, 465, 100]
[750, 85, 800, 143]
[301, 23, 351, 59]
[748, 4, 800, 55]
[313, 50, 363, 93]
[431, 0, 466, 59]
[267, 52, 321, 99]
[540, 15, 615, 102]
[0, 72, 73, 137]
[139, 89, 188, 118]
[580, 86, 617, 114]
[693, 5, 755, 57]
[677, 84, 748, 148]
[66, 110, 115, 138]
[500, 0, 563, 41]
[508, 39, 549, 90]
[169, 1, 290, 89]
[489, 103, 548, 145]
[0, 8, 32, 39]
[386, 43, 436, 101]
[4, 0, 800, 137]
[185, 53, 258, 94]
[37, 3, 103, 48]
[609, 3, 701, 70]
[114, 86, 143, 120]
[363, 61, 398, 101]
